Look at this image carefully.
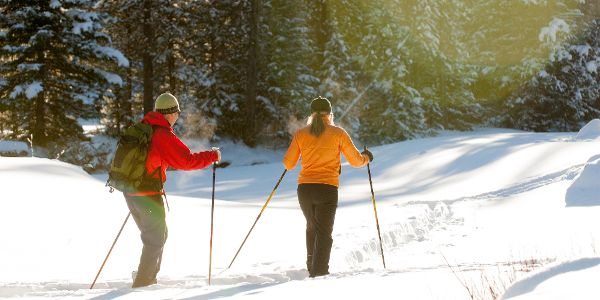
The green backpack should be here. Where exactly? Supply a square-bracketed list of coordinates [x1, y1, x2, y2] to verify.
[107, 122, 162, 193]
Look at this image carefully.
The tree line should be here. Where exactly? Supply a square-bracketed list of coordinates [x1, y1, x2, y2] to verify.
[1, 0, 599, 157]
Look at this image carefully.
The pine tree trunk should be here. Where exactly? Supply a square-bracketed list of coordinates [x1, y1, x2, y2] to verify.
[33, 49, 47, 148]
[32, 94, 46, 149]
[208, 28, 217, 109]
[244, 0, 259, 147]
[143, 0, 155, 115]
[125, 22, 134, 127]
[167, 42, 176, 92]
[314, 0, 329, 94]
[114, 94, 121, 135]
[125, 67, 133, 126]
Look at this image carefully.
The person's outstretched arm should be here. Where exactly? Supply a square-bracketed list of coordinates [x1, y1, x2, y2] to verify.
[282, 133, 301, 170]
[340, 129, 369, 168]
[155, 128, 219, 170]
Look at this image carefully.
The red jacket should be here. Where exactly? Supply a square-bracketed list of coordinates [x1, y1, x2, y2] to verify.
[142, 112, 217, 187]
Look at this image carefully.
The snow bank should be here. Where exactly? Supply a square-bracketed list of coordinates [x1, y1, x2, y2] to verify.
[565, 154, 600, 207]
[501, 257, 600, 300]
[566, 119, 600, 207]
[0, 157, 124, 282]
[575, 119, 600, 140]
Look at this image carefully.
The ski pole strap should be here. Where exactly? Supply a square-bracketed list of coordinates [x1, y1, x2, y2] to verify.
[105, 178, 115, 193]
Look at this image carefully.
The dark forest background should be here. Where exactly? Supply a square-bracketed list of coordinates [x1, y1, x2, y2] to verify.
[1, 1, 599, 168]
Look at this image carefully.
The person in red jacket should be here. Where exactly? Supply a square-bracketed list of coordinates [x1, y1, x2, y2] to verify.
[126, 92, 220, 288]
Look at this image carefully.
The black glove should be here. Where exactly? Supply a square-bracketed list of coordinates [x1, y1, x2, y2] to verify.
[361, 149, 373, 162]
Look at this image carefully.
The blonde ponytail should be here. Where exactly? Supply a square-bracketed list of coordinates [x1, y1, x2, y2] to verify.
[310, 113, 326, 137]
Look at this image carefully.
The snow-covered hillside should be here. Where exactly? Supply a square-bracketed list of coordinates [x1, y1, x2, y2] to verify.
[2, 128, 600, 299]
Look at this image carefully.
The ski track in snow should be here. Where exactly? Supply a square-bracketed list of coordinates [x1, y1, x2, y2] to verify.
[344, 202, 459, 268]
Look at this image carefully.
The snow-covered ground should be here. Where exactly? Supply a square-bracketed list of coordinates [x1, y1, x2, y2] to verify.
[2, 126, 600, 299]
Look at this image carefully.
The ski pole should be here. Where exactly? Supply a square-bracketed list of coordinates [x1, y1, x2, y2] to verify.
[224, 169, 287, 271]
[365, 146, 386, 269]
[208, 163, 217, 285]
[90, 212, 131, 289]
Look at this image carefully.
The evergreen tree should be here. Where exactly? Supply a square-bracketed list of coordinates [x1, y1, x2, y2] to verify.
[351, 1, 427, 144]
[182, 0, 275, 145]
[263, 0, 318, 139]
[3, 0, 590, 156]
[308, 0, 361, 118]
[0, 0, 127, 151]
[185, 0, 250, 142]
[170, 1, 215, 139]
[96, 2, 138, 136]
[465, 0, 583, 124]
[99, 0, 195, 135]
[504, 19, 600, 131]
[399, 0, 469, 132]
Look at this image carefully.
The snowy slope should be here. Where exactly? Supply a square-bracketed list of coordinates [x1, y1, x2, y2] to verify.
[2, 128, 600, 299]
[501, 258, 600, 300]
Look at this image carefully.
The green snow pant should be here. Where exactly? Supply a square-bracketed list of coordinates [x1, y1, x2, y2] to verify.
[124, 193, 167, 286]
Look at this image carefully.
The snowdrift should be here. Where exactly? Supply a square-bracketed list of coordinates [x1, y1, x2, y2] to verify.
[575, 119, 600, 141]
[565, 154, 600, 206]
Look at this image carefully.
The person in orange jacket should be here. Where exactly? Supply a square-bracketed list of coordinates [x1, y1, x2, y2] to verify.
[283, 96, 373, 277]
[127, 92, 220, 288]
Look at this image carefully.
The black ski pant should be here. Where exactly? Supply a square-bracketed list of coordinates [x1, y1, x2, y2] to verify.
[297, 183, 338, 277]
[124, 193, 168, 284]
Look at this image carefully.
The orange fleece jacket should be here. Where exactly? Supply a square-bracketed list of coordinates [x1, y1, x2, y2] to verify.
[283, 123, 369, 187]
